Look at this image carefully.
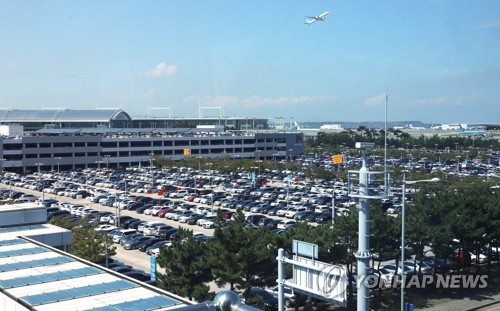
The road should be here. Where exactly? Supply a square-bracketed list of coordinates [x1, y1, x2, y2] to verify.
[3, 182, 234, 293]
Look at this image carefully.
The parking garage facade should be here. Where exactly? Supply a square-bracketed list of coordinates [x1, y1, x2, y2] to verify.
[0, 129, 304, 174]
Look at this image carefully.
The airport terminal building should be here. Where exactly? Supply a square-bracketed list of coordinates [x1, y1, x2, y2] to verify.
[0, 109, 269, 132]
[0, 109, 303, 174]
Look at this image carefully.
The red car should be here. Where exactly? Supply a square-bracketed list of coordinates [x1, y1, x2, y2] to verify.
[222, 211, 235, 220]
[157, 207, 174, 218]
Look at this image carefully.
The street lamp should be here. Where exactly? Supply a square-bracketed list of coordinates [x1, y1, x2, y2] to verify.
[54, 157, 62, 173]
[95, 160, 103, 170]
[35, 162, 44, 202]
[104, 155, 111, 169]
[401, 175, 440, 311]
[149, 152, 155, 183]
[0, 158, 5, 176]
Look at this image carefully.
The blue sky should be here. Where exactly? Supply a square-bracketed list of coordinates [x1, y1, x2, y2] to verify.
[1, 0, 499, 124]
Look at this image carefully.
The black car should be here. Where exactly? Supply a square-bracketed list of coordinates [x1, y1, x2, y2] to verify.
[157, 228, 177, 240]
[294, 211, 313, 220]
[127, 201, 145, 211]
[47, 210, 71, 220]
[123, 270, 151, 282]
[138, 238, 165, 252]
[185, 214, 204, 225]
[315, 212, 332, 224]
[123, 236, 153, 250]
[241, 287, 278, 311]
[128, 220, 147, 230]
[263, 219, 281, 230]
[115, 216, 135, 227]
[267, 207, 282, 216]
[245, 214, 267, 226]
[136, 205, 153, 214]
[121, 218, 141, 229]
[110, 265, 134, 273]
[305, 212, 323, 222]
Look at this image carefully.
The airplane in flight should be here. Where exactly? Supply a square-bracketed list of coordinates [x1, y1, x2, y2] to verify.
[304, 11, 330, 25]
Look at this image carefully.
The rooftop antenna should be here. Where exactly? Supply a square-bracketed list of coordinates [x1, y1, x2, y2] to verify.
[148, 107, 172, 118]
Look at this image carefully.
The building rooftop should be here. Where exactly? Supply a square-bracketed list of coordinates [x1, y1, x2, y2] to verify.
[0, 109, 132, 123]
[0, 236, 188, 311]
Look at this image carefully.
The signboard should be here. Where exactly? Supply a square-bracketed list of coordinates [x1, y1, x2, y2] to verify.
[289, 256, 347, 307]
[183, 148, 191, 156]
[150, 256, 156, 281]
[292, 240, 318, 259]
[332, 155, 343, 164]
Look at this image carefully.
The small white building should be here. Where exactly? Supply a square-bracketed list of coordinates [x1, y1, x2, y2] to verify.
[441, 123, 467, 130]
[0, 125, 23, 136]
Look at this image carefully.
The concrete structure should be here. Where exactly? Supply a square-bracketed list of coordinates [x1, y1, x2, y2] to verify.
[0, 128, 304, 174]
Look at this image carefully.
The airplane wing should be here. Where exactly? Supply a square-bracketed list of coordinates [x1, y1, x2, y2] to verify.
[304, 19, 317, 25]
[318, 11, 330, 19]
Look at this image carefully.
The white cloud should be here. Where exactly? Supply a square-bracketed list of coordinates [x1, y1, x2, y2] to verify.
[409, 95, 481, 107]
[364, 93, 387, 107]
[184, 95, 327, 109]
[146, 62, 178, 77]
[477, 19, 500, 29]
[144, 89, 156, 98]
[238, 95, 327, 108]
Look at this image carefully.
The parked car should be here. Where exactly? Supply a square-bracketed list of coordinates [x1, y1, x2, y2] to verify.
[277, 220, 297, 230]
[241, 287, 278, 311]
[266, 285, 306, 308]
[404, 260, 434, 275]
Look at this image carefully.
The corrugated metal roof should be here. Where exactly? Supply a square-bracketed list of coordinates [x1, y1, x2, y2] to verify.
[0, 109, 132, 122]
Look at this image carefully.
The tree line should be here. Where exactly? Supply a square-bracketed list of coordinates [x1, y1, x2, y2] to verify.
[155, 182, 500, 302]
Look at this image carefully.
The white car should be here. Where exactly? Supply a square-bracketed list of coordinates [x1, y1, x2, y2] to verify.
[469, 251, 487, 264]
[145, 206, 162, 216]
[95, 224, 117, 232]
[171, 210, 193, 221]
[203, 219, 216, 229]
[277, 220, 296, 230]
[197, 215, 216, 227]
[285, 207, 307, 218]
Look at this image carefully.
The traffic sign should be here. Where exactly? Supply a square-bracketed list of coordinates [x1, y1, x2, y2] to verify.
[332, 155, 343, 164]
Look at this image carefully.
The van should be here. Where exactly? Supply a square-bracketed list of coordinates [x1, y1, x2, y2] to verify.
[112, 229, 137, 243]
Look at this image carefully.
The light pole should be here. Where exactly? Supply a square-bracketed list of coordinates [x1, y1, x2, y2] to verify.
[54, 157, 62, 173]
[0, 158, 5, 176]
[401, 175, 440, 311]
[104, 155, 110, 169]
[207, 162, 214, 211]
[149, 152, 155, 183]
[95, 160, 102, 170]
[35, 162, 44, 202]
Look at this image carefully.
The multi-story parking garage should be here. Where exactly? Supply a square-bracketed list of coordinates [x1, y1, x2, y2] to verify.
[0, 127, 304, 174]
